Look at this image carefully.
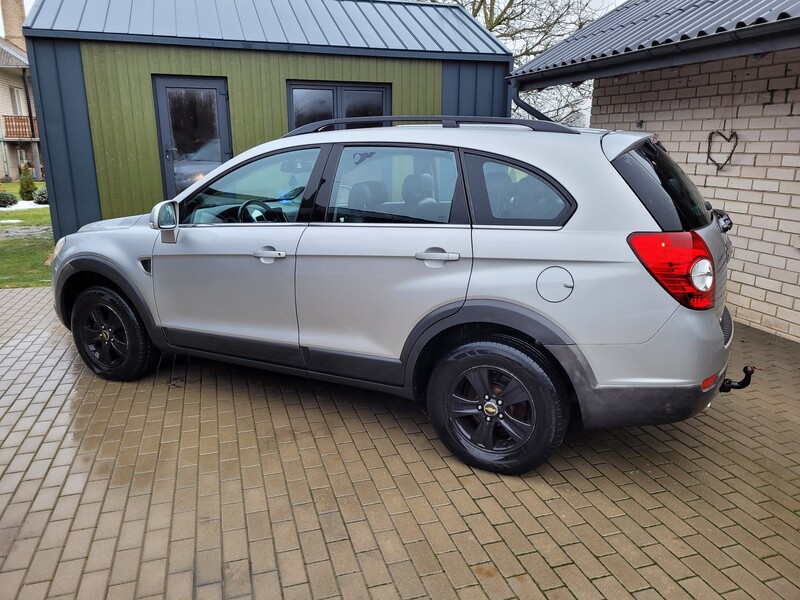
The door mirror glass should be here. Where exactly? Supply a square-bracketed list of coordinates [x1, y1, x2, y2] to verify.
[150, 200, 179, 230]
[158, 202, 178, 229]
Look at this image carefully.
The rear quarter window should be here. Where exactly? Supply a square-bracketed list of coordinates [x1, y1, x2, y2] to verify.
[464, 153, 574, 226]
[612, 140, 711, 231]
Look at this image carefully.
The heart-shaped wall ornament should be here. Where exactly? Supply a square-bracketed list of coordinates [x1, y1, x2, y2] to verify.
[706, 130, 739, 171]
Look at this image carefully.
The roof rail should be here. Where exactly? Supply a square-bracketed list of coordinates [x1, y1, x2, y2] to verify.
[283, 115, 578, 137]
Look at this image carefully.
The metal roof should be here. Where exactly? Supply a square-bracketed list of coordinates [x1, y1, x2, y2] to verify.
[0, 37, 27, 67]
[511, 0, 800, 89]
[23, 0, 511, 61]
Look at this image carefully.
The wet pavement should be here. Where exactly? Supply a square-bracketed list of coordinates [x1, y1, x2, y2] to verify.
[1, 286, 799, 599]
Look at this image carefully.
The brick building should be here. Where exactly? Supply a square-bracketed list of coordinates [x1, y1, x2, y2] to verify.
[510, 0, 800, 342]
[0, 0, 41, 180]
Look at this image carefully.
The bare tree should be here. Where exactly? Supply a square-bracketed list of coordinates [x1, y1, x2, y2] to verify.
[436, 0, 604, 123]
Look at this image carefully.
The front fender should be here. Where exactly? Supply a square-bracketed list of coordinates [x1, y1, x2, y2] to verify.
[55, 255, 165, 346]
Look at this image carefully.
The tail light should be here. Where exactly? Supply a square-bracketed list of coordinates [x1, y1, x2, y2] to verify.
[628, 231, 715, 310]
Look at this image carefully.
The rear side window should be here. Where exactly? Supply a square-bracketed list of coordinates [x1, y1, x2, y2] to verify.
[328, 146, 460, 224]
[613, 141, 711, 231]
[464, 153, 573, 226]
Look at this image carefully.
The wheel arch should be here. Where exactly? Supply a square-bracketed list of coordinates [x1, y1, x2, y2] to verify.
[404, 301, 580, 407]
[58, 257, 164, 345]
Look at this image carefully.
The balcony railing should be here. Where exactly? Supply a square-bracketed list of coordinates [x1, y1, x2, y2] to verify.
[2, 115, 39, 139]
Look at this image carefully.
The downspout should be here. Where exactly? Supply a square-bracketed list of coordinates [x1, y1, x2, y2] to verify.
[21, 68, 41, 179]
[1, 141, 8, 179]
[510, 78, 553, 122]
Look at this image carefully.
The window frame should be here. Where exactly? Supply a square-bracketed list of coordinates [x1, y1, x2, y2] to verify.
[311, 142, 471, 226]
[10, 87, 25, 116]
[287, 81, 392, 130]
[461, 150, 577, 228]
[177, 144, 332, 227]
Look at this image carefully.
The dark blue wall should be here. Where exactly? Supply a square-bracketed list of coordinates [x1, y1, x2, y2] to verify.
[442, 60, 512, 117]
[27, 39, 101, 240]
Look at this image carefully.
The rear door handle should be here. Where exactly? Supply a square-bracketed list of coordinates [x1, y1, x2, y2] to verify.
[252, 250, 286, 259]
[415, 252, 460, 261]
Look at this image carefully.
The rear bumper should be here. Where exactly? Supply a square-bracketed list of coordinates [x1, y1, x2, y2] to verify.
[571, 368, 725, 429]
[547, 306, 733, 429]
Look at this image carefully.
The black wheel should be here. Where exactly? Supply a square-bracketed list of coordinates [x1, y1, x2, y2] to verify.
[71, 286, 159, 381]
[426, 340, 568, 474]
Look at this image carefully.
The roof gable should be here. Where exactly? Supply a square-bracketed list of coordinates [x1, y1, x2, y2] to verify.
[23, 0, 511, 61]
[0, 37, 27, 67]
[512, 0, 800, 88]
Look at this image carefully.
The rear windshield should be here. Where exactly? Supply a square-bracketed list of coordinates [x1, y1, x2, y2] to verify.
[612, 140, 711, 231]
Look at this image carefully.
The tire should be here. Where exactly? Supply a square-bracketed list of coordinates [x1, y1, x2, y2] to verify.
[426, 340, 568, 475]
[70, 286, 160, 381]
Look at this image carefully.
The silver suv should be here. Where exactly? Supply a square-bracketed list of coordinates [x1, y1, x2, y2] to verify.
[52, 116, 749, 474]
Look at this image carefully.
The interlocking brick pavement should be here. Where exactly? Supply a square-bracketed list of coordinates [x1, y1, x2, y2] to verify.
[1, 286, 799, 599]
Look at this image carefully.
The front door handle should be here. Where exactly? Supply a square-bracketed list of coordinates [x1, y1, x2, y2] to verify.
[415, 251, 460, 262]
[253, 248, 286, 264]
[253, 249, 287, 259]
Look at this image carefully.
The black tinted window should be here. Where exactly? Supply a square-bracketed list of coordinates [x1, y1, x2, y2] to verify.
[465, 154, 571, 226]
[329, 146, 458, 224]
[613, 141, 711, 231]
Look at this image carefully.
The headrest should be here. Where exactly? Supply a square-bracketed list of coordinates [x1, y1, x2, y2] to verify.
[348, 180, 388, 210]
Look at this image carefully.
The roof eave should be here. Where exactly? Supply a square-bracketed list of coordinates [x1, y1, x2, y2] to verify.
[511, 18, 800, 90]
[22, 27, 512, 62]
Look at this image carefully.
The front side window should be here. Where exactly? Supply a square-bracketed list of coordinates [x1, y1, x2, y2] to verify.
[328, 146, 459, 224]
[288, 82, 390, 130]
[465, 154, 572, 226]
[180, 148, 320, 224]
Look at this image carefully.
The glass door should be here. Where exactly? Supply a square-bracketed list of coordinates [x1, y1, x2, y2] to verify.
[154, 76, 233, 198]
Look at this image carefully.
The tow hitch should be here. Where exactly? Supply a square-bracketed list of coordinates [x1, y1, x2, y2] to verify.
[720, 366, 755, 392]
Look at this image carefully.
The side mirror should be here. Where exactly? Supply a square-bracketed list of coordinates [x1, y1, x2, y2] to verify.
[150, 200, 180, 243]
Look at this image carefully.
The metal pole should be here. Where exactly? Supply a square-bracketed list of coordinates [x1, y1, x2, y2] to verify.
[21, 68, 41, 179]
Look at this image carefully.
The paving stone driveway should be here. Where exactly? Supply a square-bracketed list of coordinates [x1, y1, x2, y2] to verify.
[1, 286, 799, 599]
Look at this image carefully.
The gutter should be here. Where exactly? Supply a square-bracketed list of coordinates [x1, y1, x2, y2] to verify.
[510, 79, 552, 121]
[22, 68, 35, 141]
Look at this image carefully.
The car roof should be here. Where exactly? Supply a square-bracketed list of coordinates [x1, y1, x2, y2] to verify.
[236, 123, 647, 164]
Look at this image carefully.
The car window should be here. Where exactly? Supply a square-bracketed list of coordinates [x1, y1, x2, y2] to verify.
[180, 148, 321, 224]
[465, 154, 570, 226]
[328, 146, 458, 224]
[612, 140, 711, 231]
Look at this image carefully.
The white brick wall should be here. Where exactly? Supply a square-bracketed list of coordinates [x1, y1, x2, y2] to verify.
[592, 50, 800, 342]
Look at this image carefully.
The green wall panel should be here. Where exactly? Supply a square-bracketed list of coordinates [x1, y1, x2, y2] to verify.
[81, 42, 443, 219]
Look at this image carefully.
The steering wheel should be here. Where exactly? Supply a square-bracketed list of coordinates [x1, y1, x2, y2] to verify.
[237, 200, 288, 223]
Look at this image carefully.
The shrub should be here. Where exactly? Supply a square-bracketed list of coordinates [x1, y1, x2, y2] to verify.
[0, 191, 18, 208]
[19, 166, 36, 201]
[33, 185, 48, 205]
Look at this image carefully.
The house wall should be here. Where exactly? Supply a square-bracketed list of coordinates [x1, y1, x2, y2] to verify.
[0, 68, 40, 180]
[27, 39, 101, 239]
[0, 68, 26, 117]
[0, 68, 23, 178]
[591, 49, 800, 342]
[80, 42, 445, 220]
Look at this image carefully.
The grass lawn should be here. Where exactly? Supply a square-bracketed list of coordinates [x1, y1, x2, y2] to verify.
[0, 205, 53, 288]
[0, 208, 52, 227]
[0, 180, 45, 196]
[0, 236, 53, 288]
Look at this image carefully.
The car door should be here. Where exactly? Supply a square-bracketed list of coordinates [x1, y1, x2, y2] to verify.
[152, 145, 328, 367]
[295, 144, 473, 384]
